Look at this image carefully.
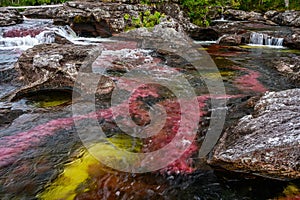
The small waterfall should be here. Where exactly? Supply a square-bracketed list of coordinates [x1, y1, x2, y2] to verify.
[0, 31, 55, 49]
[249, 32, 284, 47]
[0, 25, 113, 50]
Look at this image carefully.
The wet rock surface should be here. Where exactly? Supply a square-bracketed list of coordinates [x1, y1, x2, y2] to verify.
[209, 89, 300, 180]
[0, 8, 23, 26]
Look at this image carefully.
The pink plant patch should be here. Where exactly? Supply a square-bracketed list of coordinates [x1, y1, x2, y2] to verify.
[3, 28, 44, 38]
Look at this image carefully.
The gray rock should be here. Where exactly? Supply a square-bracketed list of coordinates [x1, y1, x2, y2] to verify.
[283, 28, 300, 50]
[264, 10, 278, 19]
[271, 10, 300, 27]
[209, 89, 300, 180]
[0, 8, 23, 26]
[224, 9, 263, 22]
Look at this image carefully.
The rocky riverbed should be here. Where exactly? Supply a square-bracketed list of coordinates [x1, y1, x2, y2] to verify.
[0, 1, 300, 199]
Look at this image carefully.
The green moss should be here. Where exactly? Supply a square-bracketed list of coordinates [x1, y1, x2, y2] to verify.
[73, 16, 87, 24]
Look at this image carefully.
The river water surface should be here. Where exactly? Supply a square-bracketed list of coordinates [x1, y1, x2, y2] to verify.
[0, 19, 299, 200]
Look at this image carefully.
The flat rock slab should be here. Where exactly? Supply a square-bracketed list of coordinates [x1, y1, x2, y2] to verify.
[209, 89, 300, 180]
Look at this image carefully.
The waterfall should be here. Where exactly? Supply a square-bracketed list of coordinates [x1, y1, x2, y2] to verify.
[0, 31, 55, 50]
[249, 32, 284, 47]
[0, 24, 113, 50]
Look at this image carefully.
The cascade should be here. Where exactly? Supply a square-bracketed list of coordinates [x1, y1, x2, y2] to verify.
[249, 32, 284, 47]
[0, 22, 112, 50]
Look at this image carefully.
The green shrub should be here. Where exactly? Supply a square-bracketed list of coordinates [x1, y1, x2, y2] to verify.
[124, 11, 165, 30]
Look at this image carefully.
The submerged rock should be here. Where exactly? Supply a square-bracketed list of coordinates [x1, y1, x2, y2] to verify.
[209, 89, 300, 180]
[0, 8, 23, 26]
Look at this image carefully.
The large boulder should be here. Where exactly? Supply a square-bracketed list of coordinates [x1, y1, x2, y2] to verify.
[11, 43, 114, 100]
[209, 89, 300, 180]
[0, 8, 23, 26]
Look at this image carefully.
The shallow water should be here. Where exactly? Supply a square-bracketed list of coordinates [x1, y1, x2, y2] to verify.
[0, 20, 299, 200]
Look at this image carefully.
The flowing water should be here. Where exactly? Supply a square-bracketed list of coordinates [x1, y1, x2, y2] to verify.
[0, 19, 299, 200]
[249, 32, 284, 47]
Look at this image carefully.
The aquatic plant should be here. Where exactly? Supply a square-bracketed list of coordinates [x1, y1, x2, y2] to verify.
[37, 135, 143, 200]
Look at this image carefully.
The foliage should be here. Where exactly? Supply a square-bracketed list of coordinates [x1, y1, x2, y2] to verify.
[180, 0, 210, 27]
[124, 10, 165, 30]
[180, 0, 300, 27]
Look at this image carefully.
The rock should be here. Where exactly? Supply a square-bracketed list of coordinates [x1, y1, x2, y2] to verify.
[22, 1, 211, 40]
[270, 56, 300, 84]
[11, 43, 114, 101]
[271, 10, 300, 27]
[283, 28, 300, 50]
[218, 34, 245, 46]
[264, 10, 278, 19]
[22, 2, 153, 37]
[209, 89, 300, 180]
[224, 9, 264, 22]
[188, 27, 219, 41]
[0, 8, 23, 26]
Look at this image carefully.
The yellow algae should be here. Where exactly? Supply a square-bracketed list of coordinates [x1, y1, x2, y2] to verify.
[239, 45, 270, 49]
[283, 184, 300, 197]
[204, 71, 235, 79]
[26, 92, 72, 108]
[278, 49, 300, 54]
[37, 135, 142, 200]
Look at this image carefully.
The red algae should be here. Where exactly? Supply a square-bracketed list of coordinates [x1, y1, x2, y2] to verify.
[3, 28, 44, 37]
[206, 45, 247, 57]
[232, 66, 268, 93]
[0, 88, 243, 174]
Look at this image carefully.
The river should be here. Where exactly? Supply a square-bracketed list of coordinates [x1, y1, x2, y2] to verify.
[0, 18, 299, 200]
